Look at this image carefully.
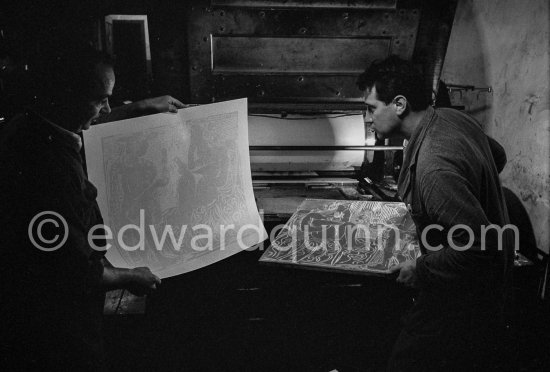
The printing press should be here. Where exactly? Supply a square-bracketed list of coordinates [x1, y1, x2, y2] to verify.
[102, 1, 458, 370]
[182, 0, 456, 221]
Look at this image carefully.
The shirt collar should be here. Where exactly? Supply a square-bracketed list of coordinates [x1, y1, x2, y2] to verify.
[402, 106, 436, 170]
[33, 112, 83, 152]
[396, 106, 436, 202]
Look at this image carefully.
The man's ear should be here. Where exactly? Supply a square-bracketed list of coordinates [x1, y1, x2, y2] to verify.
[393, 95, 408, 115]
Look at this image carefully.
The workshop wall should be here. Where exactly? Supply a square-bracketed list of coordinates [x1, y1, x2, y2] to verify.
[441, 0, 550, 255]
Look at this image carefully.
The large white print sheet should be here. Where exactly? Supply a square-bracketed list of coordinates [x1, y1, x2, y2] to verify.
[84, 98, 267, 278]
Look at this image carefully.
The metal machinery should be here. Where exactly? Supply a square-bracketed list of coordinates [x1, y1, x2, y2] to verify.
[184, 0, 456, 220]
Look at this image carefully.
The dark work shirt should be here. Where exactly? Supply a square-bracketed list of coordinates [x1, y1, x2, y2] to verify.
[0, 112, 106, 370]
[397, 106, 514, 298]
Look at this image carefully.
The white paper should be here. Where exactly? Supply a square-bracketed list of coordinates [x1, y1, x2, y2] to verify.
[248, 114, 366, 171]
[84, 98, 267, 278]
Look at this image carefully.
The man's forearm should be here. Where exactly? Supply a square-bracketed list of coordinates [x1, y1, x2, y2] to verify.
[416, 247, 500, 291]
[94, 95, 185, 124]
[100, 258, 161, 294]
[101, 265, 136, 291]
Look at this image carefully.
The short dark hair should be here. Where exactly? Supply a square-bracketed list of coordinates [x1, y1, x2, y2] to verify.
[33, 42, 114, 106]
[356, 55, 430, 111]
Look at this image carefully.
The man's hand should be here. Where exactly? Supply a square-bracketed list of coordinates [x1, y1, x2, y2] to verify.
[102, 265, 161, 296]
[94, 95, 187, 124]
[142, 95, 186, 114]
[126, 267, 162, 296]
[389, 260, 417, 288]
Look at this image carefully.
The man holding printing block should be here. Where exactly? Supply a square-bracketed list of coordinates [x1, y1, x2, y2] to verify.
[357, 56, 514, 371]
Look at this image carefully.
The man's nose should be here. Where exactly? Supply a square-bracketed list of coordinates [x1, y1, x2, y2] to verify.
[363, 112, 373, 124]
[364, 117, 374, 127]
[101, 101, 112, 115]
